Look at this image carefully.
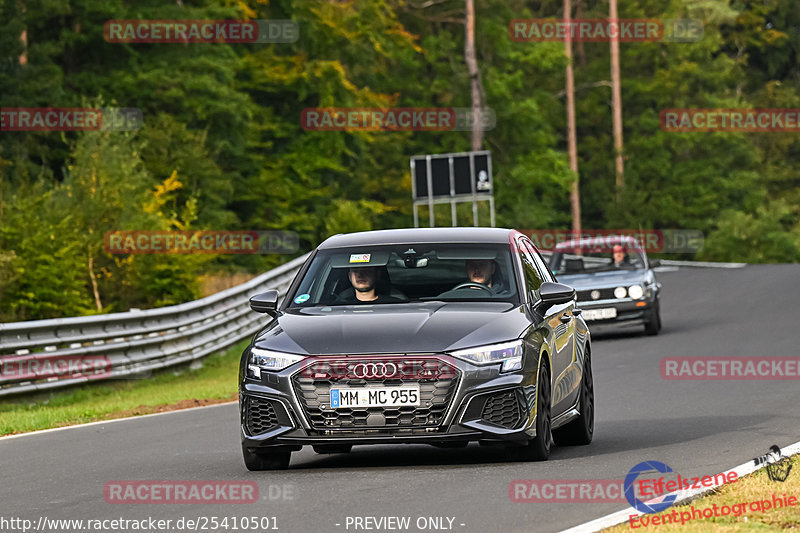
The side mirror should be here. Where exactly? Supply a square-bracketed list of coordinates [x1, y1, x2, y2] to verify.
[649, 259, 661, 268]
[539, 282, 576, 306]
[249, 290, 279, 315]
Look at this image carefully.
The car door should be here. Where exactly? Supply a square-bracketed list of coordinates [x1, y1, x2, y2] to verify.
[520, 238, 576, 413]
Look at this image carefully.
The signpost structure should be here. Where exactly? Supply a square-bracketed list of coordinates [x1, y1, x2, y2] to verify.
[410, 150, 495, 228]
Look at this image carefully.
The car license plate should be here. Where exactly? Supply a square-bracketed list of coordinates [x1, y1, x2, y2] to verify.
[582, 308, 618, 321]
[330, 386, 420, 408]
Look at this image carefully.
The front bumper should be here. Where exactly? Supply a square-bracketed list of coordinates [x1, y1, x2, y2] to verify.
[240, 355, 538, 450]
[577, 297, 656, 328]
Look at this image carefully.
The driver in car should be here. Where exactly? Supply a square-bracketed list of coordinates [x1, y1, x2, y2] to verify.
[341, 267, 402, 303]
[611, 244, 630, 267]
[464, 259, 506, 294]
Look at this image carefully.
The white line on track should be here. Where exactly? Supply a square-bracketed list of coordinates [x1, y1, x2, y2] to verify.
[559, 439, 800, 533]
[0, 400, 237, 441]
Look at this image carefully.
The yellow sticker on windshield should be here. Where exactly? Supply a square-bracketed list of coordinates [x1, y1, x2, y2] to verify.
[349, 253, 371, 263]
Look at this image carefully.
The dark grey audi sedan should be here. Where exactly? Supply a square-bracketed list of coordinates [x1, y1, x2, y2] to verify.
[239, 228, 594, 469]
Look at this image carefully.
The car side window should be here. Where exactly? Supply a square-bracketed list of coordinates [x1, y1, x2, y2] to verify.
[523, 240, 554, 283]
[516, 239, 544, 301]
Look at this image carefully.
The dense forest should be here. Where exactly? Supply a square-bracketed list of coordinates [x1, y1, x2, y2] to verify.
[1, 0, 799, 321]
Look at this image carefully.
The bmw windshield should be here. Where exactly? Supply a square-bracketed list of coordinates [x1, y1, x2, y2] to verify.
[550, 248, 646, 275]
[288, 243, 519, 306]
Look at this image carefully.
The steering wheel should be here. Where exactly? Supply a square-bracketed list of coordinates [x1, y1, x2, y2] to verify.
[450, 282, 493, 293]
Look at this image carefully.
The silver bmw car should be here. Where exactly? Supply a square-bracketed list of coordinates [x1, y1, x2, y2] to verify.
[548, 235, 662, 335]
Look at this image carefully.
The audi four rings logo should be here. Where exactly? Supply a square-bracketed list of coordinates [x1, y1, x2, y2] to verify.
[351, 362, 399, 378]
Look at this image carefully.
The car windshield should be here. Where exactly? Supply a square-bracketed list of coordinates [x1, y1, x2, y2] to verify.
[287, 243, 519, 306]
[549, 247, 646, 275]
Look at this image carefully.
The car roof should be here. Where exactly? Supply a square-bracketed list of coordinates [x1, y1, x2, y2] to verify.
[318, 227, 516, 249]
[552, 234, 643, 250]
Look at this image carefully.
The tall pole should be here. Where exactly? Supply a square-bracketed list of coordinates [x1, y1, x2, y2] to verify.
[19, 2, 28, 65]
[564, 0, 581, 237]
[465, 0, 483, 152]
[575, 0, 586, 67]
[609, 0, 625, 204]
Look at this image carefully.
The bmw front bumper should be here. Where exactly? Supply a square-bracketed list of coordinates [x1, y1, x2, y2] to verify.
[578, 298, 657, 329]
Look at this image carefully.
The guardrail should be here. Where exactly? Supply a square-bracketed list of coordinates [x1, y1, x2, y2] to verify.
[0, 254, 310, 397]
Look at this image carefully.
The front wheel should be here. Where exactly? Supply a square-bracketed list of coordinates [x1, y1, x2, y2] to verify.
[644, 301, 661, 336]
[505, 364, 551, 462]
[242, 445, 291, 471]
[553, 350, 594, 446]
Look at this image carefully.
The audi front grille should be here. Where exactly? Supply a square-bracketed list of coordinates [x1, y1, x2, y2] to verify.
[291, 357, 460, 435]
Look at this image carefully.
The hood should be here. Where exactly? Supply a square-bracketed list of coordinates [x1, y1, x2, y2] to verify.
[253, 302, 530, 355]
[557, 268, 647, 288]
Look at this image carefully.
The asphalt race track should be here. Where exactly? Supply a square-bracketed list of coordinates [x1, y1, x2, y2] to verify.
[3, 265, 799, 533]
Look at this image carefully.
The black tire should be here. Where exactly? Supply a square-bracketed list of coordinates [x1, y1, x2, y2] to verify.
[505, 364, 551, 462]
[312, 444, 353, 454]
[644, 301, 661, 336]
[553, 350, 594, 446]
[242, 445, 291, 471]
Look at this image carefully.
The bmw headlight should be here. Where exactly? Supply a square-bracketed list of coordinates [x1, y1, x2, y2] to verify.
[614, 286, 627, 299]
[247, 347, 306, 378]
[450, 340, 523, 373]
[628, 284, 644, 300]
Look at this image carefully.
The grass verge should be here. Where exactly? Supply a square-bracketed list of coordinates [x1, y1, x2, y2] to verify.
[0, 340, 248, 436]
[603, 454, 799, 532]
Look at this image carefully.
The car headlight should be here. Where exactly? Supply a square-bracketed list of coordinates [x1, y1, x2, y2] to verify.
[628, 285, 644, 300]
[450, 340, 523, 373]
[614, 286, 627, 299]
[247, 347, 306, 378]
